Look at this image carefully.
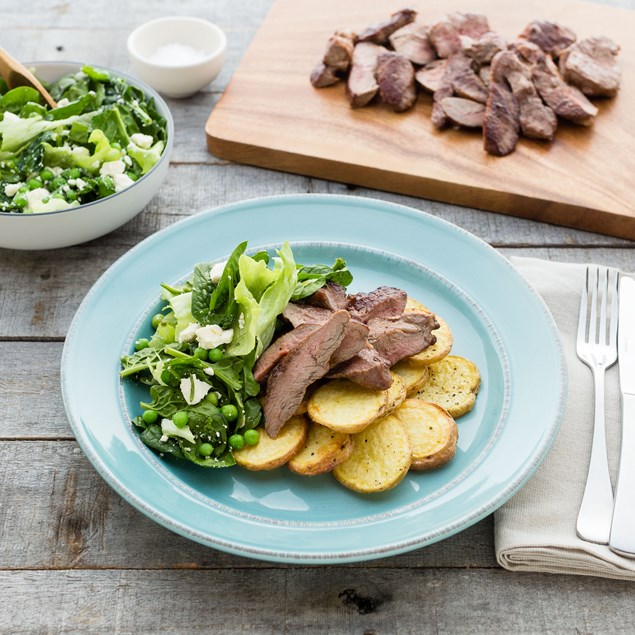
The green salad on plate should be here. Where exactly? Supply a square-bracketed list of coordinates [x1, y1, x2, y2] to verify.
[0, 65, 167, 214]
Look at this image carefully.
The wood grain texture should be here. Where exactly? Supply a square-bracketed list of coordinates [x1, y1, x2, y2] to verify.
[1, 568, 634, 634]
[206, 0, 635, 239]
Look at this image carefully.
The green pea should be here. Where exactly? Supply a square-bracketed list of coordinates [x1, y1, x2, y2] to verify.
[243, 429, 260, 446]
[172, 411, 189, 428]
[51, 177, 66, 189]
[193, 347, 208, 360]
[66, 189, 78, 201]
[160, 369, 177, 386]
[208, 348, 223, 363]
[17, 185, 29, 194]
[13, 195, 28, 208]
[27, 178, 42, 190]
[221, 404, 238, 422]
[39, 169, 54, 182]
[142, 409, 158, 424]
[198, 443, 213, 457]
[67, 168, 81, 179]
[134, 338, 150, 351]
[228, 434, 245, 450]
[204, 392, 219, 406]
[151, 313, 163, 329]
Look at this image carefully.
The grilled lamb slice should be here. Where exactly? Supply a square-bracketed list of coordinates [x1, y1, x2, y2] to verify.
[484, 53, 521, 156]
[357, 8, 417, 45]
[448, 12, 491, 39]
[283, 302, 332, 327]
[461, 31, 507, 66]
[415, 59, 448, 93]
[346, 286, 407, 323]
[519, 20, 576, 57]
[479, 64, 491, 87]
[304, 282, 347, 311]
[532, 53, 598, 125]
[431, 70, 454, 129]
[493, 49, 557, 140]
[559, 36, 621, 98]
[441, 97, 485, 128]
[389, 22, 436, 65]
[376, 51, 417, 112]
[310, 62, 340, 88]
[328, 345, 393, 391]
[253, 323, 319, 383]
[322, 30, 356, 72]
[448, 53, 489, 103]
[263, 310, 349, 438]
[329, 320, 370, 366]
[429, 20, 462, 58]
[347, 42, 384, 107]
[368, 311, 439, 366]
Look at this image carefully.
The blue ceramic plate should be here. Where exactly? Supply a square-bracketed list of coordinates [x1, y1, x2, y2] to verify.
[61, 194, 566, 563]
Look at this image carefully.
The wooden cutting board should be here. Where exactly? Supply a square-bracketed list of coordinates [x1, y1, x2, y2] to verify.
[205, 0, 635, 240]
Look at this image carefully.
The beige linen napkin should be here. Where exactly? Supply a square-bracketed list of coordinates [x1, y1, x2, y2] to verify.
[494, 256, 635, 580]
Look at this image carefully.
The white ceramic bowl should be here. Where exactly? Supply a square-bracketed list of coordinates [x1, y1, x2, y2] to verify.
[0, 62, 173, 251]
[127, 17, 227, 98]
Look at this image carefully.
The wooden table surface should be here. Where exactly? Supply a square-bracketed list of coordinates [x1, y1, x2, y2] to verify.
[1, 1, 634, 633]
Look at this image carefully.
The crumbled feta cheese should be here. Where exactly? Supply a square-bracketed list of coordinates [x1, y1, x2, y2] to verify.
[179, 374, 212, 405]
[130, 132, 154, 149]
[71, 145, 90, 159]
[113, 173, 135, 192]
[160, 434, 169, 443]
[4, 183, 22, 197]
[99, 160, 126, 177]
[177, 321, 200, 343]
[195, 324, 234, 350]
[56, 98, 70, 108]
[203, 367, 215, 376]
[161, 418, 197, 443]
[123, 155, 132, 166]
[50, 167, 63, 177]
[25, 188, 50, 207]
[209, 261, 228, 284]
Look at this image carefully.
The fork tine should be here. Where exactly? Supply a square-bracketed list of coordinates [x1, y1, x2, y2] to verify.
[589, 266, 598, 345]
[578, 266, 590, 343]
[609, 269, 619, 346]
[598, 267, 608, 345]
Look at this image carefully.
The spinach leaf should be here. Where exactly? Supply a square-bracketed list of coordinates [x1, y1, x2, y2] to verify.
[139, 425, 185, 459]
[207, 241, 247, 328]
[191, 262, 214, 324]
[140, 385, 187, 418]
[243, 398, 263, 430]
[291, 257, 353, 300]
[0, 86, 42, 114]
[178, 440, 236, 468]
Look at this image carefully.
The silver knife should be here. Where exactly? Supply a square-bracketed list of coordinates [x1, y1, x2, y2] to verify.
[609, 275, 635, 558]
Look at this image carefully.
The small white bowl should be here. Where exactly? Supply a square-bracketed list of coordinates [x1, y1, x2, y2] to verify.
[0, 62, 173, 251]
[127, 17, 227, 99]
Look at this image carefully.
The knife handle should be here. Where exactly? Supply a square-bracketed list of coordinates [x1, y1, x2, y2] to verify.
[609, 393, 635, 558]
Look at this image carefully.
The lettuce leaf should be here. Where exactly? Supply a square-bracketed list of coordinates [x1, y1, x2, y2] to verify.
[43, 128, 122, 173]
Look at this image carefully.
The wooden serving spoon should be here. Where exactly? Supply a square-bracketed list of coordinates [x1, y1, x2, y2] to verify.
[0, 47, 57, 109]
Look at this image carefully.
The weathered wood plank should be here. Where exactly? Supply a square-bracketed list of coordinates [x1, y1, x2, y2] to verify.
[0, 568, 633, 634]
[0, 439, 495, 569]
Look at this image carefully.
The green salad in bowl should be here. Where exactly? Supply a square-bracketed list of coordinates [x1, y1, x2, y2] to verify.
[0, 64, 168, 215]
[0, 61, 172, 250]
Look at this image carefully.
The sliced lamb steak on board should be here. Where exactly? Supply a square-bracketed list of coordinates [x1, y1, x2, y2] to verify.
[347, 42, 385, 107]
[376, 51, 417, 112]
[559, 36, 621, 98]
[441, 97, 486, 128]
[519, 20, 577, 57]
[357, 8, 417, 45]
[389, 22, 437, 66]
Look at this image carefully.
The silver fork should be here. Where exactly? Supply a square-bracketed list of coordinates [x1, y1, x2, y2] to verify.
[576, 265, 619, 544]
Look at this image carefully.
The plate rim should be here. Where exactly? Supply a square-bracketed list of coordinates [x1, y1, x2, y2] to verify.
[61, 192, 567, 563]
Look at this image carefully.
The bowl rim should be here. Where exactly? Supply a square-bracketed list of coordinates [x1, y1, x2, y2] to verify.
[126, 16, 227, 69]
[0, 60, 174, 220]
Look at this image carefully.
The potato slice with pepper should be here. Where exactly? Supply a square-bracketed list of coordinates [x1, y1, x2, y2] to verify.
[308, 379, 388, 434]
[234, 415, 308, 470]
[391, 358, 430, 396]
[333, 414, 412, 493]
[394, 399, 458, 470]
[288, 423, 354, 476]
[405, 298, 453, 365]
[413, 355, 480, 418]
